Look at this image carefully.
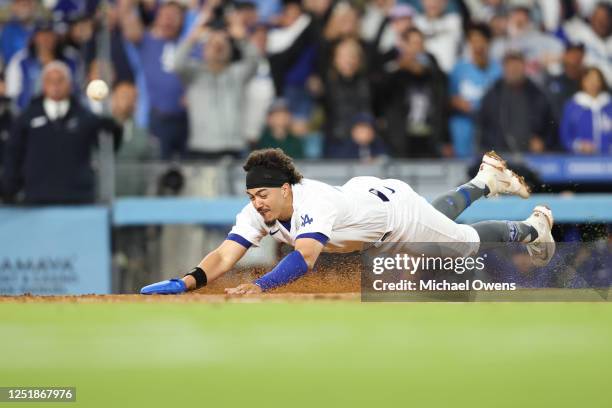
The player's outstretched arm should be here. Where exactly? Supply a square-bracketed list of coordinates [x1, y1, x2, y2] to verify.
[140, 240, 248, 294]
[225, 238, 324, 295]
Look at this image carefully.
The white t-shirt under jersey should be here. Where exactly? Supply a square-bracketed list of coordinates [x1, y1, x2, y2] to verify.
[228, 177, 397, 253]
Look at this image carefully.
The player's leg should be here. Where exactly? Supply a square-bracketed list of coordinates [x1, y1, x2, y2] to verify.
[431, 151, 530, 220]
[391, 186, 555, 264]
[470, 221, 534, 243]
[471, 206, 555, 265]
[431, 182, 487, 221]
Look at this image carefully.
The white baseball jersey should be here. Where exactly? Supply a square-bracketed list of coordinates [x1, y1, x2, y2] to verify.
[228, 177, 480, 256]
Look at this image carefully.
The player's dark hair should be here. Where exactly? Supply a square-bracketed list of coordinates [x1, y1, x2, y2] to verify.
[243, 148, 303, 185]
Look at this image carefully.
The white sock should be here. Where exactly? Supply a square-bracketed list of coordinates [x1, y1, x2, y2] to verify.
[470, 176, 487, 189]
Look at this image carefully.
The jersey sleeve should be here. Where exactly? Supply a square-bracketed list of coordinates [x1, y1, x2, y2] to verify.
[294, 197, 337, 245]
[227, 204, 268, 248]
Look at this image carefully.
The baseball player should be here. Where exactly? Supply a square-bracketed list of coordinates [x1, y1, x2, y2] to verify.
[141, 148, 554, 295]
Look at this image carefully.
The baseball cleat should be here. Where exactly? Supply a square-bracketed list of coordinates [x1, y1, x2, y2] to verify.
[523, 205, 555, 266]
[140, 278, 187, 295]
[473, 151, 531, 198]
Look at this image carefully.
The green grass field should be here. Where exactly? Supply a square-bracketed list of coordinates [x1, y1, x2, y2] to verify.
[1, 301, 611, 407]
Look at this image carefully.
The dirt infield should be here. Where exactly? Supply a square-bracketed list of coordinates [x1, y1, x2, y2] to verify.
[0, 292, 360, 303]
[203, 262, 360, 293]
[0, 259, 362, 303]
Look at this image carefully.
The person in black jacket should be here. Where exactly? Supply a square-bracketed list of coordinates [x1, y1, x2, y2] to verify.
[477, 51, 553, 153]
[375, 28, 450, 158]
[2, 60, 121, 205]
[0, 78, 13, 200]
[321, 38, 373, 158]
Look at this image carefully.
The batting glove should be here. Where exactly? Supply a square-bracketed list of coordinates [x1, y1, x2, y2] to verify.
[140, 278, 187, 295]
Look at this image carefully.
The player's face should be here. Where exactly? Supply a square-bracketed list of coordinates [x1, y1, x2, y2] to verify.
[247, 187, 286, 226]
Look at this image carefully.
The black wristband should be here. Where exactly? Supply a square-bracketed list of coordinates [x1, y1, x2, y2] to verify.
[184, 267, 208, 289]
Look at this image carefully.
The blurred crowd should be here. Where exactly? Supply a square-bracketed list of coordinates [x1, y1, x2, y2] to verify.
[0, 0, 612, 203]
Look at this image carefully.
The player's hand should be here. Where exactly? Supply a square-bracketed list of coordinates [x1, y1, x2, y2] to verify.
[224, 283, 263, 295]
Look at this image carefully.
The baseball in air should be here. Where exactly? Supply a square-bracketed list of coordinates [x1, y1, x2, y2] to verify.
[86, 79, 109, 101]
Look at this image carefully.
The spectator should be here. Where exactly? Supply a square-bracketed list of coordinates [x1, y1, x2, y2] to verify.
[369, 4, 416, 70]
[64, 13, 95, 88]
[543, 43, 586, 143]
[112, 81, 156, 160]
[70, 8, 136, 89]
[330, 112, 387, 161]
[321, 38, 372, 158]
[0, 0, 36, 65]
[243, 24, 276, 145]
[413, 0, 463, 73]
[465, 0, 561, 33]
[267, 0, 318, 122]
[477, 51, 553, 153]
[119, 0, 188, 160]
[255, 98, 304, 158]
[111, 82, 158, 196]
[318, 1, 361, 74]
[376, 28, 450, 158]
[560, 67, 612, 155]
[488, 10, 509, 39]
[2, 61, 121, 204]
[0, 75, 13, 192]
[323, 1, 360, 42]
[5, 20, 78, 111]
[233, 0, 260, 30]
[490, 6, 564, 83]
[173, 14, 260, 159]
[561, 2, 612, 84]
[449, 23, 502, 158]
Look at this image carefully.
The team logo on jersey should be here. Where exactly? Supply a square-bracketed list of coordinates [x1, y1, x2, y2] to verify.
[300, 214, 313, 227]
